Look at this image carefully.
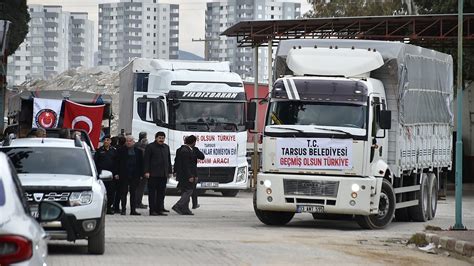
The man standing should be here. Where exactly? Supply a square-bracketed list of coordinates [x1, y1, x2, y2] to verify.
[94, 135, 117, 214]
[144, 131, 172, 216]
[172, 135, 205, 215]
[116, 135, 143, 215]
[134, 132, 149, 209]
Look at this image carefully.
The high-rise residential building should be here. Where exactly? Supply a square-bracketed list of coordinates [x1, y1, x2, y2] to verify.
[69, 13, 95, 69]
[6, 4, 94, 86]
[205, 0, 301, 83]
[98, 0, 179, 70]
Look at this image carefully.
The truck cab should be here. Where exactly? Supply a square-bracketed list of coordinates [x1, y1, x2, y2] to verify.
[119, 59, 249, 196]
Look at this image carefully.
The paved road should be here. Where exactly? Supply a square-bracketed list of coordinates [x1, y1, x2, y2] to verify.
[47, 191, 474, 265]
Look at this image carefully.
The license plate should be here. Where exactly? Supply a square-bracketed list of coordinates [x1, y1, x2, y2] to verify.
[297, 205, 324, 213]
[200, 182, 219, 188]
[30, 204, 39, 218]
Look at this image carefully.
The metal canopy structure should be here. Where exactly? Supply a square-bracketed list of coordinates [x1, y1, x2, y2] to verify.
[222, 14, 474, 47]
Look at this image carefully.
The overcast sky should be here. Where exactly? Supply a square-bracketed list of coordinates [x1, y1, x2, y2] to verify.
[28, 0, 312, 57]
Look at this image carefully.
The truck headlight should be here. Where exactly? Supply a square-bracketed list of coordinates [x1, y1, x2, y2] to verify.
[351, 184, 360, 192]
[236, 166, 247, 182]
[69, 191, 93, 206]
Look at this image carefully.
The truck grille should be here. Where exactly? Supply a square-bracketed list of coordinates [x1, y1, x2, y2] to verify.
[197, 167, 235, 183]
[283, 180, 339, 197]
[25, 191, 71, 206]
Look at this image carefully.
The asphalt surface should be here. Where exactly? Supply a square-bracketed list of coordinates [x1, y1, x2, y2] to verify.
[46, 190, 474, 265]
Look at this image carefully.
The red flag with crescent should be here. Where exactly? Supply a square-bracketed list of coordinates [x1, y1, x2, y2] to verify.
[63, 100, 105, 148]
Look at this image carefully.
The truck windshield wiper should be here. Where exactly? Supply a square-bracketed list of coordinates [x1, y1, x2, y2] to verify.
[271, 126, 305, 134]
[181, 122, 210, 131]
[218, 122, 238, 131]
[313, 127, 353, 137]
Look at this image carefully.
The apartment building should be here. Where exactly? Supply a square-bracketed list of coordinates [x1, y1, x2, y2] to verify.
[205, 0, 301, 83]
[98, 0, 179, 70]
[6, 4, 94, 86]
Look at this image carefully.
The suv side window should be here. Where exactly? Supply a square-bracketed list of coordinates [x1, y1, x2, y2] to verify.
[8, 160, 30, 214]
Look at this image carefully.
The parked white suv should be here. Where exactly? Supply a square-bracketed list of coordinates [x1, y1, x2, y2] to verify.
[1, 137, 112, 254]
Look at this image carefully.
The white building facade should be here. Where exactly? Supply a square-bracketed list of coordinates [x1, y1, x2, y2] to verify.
[6, 5, 94, 86]
[98, 0, 179, 70]
[206, 0, 301, 83]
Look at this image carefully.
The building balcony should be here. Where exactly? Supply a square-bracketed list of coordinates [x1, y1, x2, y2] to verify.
[45, 32, 58, 38]
[72, 28, 85, 34]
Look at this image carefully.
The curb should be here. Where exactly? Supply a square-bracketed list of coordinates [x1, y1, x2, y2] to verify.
[419, 232, 474, 259]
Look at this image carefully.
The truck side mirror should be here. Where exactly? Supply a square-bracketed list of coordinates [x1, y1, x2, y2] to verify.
[246, 102, 257, 130]
[379, 110, 391, 130]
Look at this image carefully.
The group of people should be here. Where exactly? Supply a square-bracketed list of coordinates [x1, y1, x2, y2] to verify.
[94, 131, 205, 216]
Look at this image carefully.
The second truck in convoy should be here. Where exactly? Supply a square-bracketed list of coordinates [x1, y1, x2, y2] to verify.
[250, 39, 453, 229]
[119, 59, 249, 196]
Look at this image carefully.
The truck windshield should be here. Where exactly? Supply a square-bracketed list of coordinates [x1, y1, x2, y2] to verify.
[267, 101, 367, 129]
[0, 147, 92, 176]
[172, 101, 245, 132]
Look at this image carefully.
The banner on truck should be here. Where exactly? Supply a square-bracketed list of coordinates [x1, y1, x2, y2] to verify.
[32, 98, 63, 129]
[184, 133, 238, 167]
[277, 138, 353, 169]
[63, 100, 104, 148]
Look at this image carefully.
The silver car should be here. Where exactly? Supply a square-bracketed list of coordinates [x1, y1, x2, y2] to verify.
[0, 153, 64, 265]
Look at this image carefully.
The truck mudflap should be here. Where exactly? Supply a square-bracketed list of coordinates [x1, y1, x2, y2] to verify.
[255, 173, 383, 216]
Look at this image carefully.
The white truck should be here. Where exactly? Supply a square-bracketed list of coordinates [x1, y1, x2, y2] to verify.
[250, 39, 453, 229]
[119, 59, 249, 196]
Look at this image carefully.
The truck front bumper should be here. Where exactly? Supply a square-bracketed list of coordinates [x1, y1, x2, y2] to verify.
[256, 173, 383, 216]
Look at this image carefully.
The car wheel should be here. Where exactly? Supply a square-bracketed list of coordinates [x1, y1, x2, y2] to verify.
[88, 220, 105, 254]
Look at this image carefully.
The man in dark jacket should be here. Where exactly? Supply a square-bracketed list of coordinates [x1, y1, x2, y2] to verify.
[116, 135, 143, 215]
[94, 135, 117, 214]
[144, 131, 172, 216]
[172, 135, 205, 215]
[134, 131, 149, 209]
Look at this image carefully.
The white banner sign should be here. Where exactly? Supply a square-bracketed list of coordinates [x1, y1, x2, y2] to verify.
[276, 138, 353, 169]
[32, 98, 63, 129]
[186, 133, 238, 167]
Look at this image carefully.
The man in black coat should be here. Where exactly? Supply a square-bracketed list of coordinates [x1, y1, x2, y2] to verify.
[172, 135, 204, 215]
[144, 131, 172, 216]
[94, 135, 117, 214]
[116, 135, 143, 215]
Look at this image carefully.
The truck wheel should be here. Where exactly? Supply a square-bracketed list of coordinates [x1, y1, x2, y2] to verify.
[395, 208, 411, 222]
[408, 173, 429, 222]
[221, 190, 239, 197]
[253, 192, 294, 226]
[356, 179, 395, 229]
[88, 220, 105, 254]
[428, 173, 438, 220]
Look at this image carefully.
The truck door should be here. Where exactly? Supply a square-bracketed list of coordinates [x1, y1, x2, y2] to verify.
[370, 97, 388, 164]
[135, 95, 168, 125]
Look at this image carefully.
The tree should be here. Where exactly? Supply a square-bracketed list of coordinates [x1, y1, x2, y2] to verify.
[0, 0, 30, 56]
[414, 0, 474, 14]
[305, 0, 406, 18]
[413, 0, 474, 81]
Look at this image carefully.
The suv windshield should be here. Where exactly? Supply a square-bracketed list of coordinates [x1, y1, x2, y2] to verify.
[267, 101, 367, 129]
[1, 147, 92, 176]
[172, 101, 245, 132]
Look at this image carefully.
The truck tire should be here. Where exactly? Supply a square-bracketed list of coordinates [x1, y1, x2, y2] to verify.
[408, 173, 429, 222]
[428, 173, 438, 220]
[88, 220, 105, 254]
[253, 192, 294, 226]
[221, 190, 239, 197]
[356, 179, 395, 229]
[394, 208, 410, 222]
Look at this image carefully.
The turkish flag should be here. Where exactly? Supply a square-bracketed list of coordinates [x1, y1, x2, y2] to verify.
[63, 100, 105, 148]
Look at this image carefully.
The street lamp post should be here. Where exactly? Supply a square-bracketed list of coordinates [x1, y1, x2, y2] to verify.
[453, 0, 466, 230]
[0, 20, 11, 134]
